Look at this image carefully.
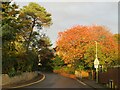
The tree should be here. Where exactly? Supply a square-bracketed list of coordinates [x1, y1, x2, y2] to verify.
[114, 33, 120, 64]
[1, 2, 21, 74]
[19, 2, 52, 51]
[56, 25, 118, 70]
[2, 1, 53, 75]
[38, 36, 54, 71]
[2, 2, 20, 42]
[114, 34, 120, 44]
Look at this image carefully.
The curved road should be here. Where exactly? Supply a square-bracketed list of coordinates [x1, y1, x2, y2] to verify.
[24, 73, 94, 89]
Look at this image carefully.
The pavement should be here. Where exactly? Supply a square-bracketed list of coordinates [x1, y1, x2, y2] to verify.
[2, 72, 109, 89]
[76, 78, 109, 89]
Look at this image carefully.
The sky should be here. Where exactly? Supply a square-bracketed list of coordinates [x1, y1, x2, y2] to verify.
[13, 0, 118, 47]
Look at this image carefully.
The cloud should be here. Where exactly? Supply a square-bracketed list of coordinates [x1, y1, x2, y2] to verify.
[13, 2, 118, 46]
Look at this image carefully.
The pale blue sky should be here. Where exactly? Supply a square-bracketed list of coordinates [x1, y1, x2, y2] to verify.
[13, 1, 118, 47]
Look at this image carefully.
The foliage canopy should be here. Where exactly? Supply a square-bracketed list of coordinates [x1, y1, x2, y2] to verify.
[56, 25, 118, 69]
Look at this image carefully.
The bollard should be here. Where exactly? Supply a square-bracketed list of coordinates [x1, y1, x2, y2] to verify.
[106, 83, 109, 88]
[114, 85, 117, 89]
[109, 79, 113, 89]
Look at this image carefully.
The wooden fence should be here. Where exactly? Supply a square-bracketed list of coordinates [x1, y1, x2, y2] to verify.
[98, 67, 120, 89]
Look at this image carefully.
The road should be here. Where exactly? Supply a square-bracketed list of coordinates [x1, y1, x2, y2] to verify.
[24, 72, 94, 89]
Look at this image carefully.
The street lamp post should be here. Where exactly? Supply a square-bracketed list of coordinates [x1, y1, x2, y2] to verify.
[94, 41, 99, 83]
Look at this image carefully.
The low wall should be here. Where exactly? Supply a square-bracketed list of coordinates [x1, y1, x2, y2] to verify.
[2, 72, 38, 86]
[75, 70, 89, 79]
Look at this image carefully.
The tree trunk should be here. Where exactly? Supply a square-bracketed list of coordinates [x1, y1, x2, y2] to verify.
[26, 18, 36, 52]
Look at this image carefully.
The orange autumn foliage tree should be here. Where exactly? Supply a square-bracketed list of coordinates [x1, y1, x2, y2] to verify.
[56, 25, 118, 69]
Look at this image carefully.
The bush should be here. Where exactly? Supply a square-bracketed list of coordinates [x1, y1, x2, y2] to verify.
[8, 67, 16, 77]
[2, 49, 38, 76]
[52, 55, 64, 70]
[69, 71, 75, 74]
[53, 66, 61, 70]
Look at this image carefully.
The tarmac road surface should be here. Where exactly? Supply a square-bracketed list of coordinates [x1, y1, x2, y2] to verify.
[24, 72, 95, 89]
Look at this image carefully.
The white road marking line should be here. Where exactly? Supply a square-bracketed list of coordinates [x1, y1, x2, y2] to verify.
[9, 74, 45, 88]
[77, 79, 87, 86]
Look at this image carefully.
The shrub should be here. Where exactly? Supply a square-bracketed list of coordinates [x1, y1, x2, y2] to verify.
[52, 55, 64, 70]
[8, 67, 16, 77]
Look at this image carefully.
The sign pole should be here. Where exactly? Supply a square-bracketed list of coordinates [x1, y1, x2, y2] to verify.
[94, 41, 99, 83]
[96, 68, 98, 83]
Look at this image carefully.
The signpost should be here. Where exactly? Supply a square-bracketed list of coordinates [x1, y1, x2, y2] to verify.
[94, 41, 99, 83]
